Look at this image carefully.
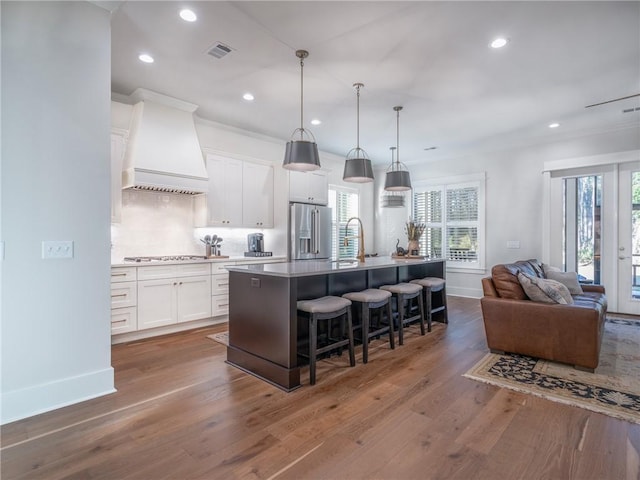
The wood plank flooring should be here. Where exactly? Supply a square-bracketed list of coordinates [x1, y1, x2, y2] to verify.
[2, 296, 639, 479]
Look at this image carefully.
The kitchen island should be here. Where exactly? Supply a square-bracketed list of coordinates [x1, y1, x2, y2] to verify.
[226, 256, 445, 390]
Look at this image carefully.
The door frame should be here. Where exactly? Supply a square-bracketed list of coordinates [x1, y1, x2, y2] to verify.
[616, 161, 640, 314]
[542, 149, 640, 313]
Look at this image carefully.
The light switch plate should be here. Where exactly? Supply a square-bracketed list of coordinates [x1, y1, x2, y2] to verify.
[42, 240, 74, 259]
[507, 240, 520, 249]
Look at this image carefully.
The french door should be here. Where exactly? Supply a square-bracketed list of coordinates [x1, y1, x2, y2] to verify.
[545, 152, 640, 314]
[617, 161, 640, 314]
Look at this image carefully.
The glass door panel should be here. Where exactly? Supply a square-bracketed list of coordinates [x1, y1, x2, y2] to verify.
[564, 175, 602, 284]
[618, 162, 640, 314]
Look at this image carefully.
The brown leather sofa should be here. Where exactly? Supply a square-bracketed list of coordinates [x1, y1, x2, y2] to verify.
[481, 259, 607, 371]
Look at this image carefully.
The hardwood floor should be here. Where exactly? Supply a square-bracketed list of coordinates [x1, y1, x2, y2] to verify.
[2, 296, 639, 479]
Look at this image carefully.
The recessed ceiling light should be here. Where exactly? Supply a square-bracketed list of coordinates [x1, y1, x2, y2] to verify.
[310, 119, 322, 126]
[490, 37, 509, 49]
[138, 53, 154, 64]
[549, 122, 560, 128]
[243, 93, 254, 101]
[179, 9, 197, 22]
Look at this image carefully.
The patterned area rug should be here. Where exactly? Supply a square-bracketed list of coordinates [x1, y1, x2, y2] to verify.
[206, 332, 229, 346]
[464, 316, 640, 424]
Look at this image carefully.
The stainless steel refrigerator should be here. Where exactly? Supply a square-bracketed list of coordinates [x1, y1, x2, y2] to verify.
[290, 203, 332, 260]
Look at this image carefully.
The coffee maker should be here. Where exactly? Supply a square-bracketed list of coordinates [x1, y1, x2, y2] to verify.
[245, 233, 272, 257]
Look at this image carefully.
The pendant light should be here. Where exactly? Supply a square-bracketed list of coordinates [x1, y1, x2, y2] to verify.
[283, 49, 321, 171]
[343, 83, 374, 183]
[384, 106, 412, 191]
[381, 147, 405, 207]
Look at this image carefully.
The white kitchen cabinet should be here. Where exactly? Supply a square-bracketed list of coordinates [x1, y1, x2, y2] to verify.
[211, 261, 234, 317]
[289, 170, 328, 205]
[137, 264, 212, 330]
[111, 307, 137, 335]
[111, 130, 127, 223]
[177, 275, 212, 323]
[242, 162, 274, 228]
[110, 281, 137, 309]
[203, 154, 243, 227]
[110, 266, 137, 334]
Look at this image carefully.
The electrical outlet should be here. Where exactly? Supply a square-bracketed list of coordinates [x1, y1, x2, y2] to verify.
[42, 240, 74, 259]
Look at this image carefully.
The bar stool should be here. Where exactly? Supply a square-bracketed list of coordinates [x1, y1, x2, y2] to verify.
[297, 296, 355, 385]
[380, 283, 425, 345]
[410, 277, 448, 325]
[342, 289, 394, 364]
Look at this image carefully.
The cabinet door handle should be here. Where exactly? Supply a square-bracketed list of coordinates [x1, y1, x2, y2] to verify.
[112, 272, 127, 277]
[219, 282, 229, 286]
[219, 303, 229, 307]
[179, 281, 183, 285]
[111, 293, 127, 298]
[111, 319, 128, 324]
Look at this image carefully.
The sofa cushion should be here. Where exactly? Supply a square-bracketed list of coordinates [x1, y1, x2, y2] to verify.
[491, 259, 544, 299]
[545, 270, 584, 294]
[518, 272, 574, 304]
[573, 292, 608, 310]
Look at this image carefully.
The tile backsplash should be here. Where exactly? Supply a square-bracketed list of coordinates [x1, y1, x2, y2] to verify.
[111, 190, 286, 262]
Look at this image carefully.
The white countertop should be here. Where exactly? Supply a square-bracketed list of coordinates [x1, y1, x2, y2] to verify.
[111, 255, 287, 267]
[225, 256, 443, 278]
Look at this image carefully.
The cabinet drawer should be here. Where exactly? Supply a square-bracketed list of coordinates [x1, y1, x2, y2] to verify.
[211, 273, 230, 295]
[111, 281, 137, 308]
[111, 306, 137, 334]
[212, 295, 229, 317]
[137, 265, 177, 281]
[137, 262, 211, 280]
[211, 261, 235, 274]
[176, 262, 211, 277]
[111, 266, 137, 283]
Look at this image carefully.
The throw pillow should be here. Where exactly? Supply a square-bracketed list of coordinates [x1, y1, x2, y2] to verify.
[517, 272, 574, 305]
[542, 263, 561, 275]
[544, 270, 584, 295]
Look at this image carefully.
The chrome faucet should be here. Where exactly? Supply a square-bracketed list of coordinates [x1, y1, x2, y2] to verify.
[343, 216, 365, 263]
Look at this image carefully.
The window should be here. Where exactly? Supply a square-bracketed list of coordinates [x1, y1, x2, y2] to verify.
[328, 187, 359, 259]
[412, 174, 485, 269]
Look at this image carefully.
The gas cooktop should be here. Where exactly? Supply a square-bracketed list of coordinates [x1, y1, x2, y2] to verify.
[124, 255, 208, 262]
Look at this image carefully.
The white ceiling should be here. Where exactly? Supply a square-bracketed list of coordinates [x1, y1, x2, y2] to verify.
[110, 1, 640, 166]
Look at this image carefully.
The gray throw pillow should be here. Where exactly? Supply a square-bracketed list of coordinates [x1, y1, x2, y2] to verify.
[517, 272, 574, 304]
[544, 270, 584, 295]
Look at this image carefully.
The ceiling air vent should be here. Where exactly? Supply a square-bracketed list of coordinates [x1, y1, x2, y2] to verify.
[207, 42, 233, 59]
[622, 107, 640, 113]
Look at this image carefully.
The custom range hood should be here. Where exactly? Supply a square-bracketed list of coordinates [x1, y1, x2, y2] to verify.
[122, 89, 208, 194]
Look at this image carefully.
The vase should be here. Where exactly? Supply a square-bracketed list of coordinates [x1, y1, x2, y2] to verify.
[407, 240, 419, 256]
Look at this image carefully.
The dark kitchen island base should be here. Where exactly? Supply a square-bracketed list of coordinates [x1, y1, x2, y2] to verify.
[226, 257, 445, 391]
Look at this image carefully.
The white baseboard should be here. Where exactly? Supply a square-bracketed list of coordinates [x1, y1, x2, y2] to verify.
[111, 316, 227, 345]
[447, 286, 483, 299]
[1, 367, 115, 425]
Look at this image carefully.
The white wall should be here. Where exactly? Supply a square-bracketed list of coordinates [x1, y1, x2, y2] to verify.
[1, 2, 114, 424]
[374, 125, 640, 298]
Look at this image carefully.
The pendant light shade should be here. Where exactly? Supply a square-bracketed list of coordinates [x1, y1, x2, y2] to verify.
[283, 50, 321, 171]
[384, 106, 412, 191]
[343, 83, 374, 183]
[381, 147, 406, 208]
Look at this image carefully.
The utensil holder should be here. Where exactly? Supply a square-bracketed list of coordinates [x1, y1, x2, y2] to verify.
[206, 244, 212, 258]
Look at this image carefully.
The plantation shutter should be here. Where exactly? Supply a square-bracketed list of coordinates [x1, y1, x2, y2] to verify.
[446, 186, 478, 262]
[412, 178, 483, 266]
[413, 189, 443, 257]
[329, 188, 359, 259]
